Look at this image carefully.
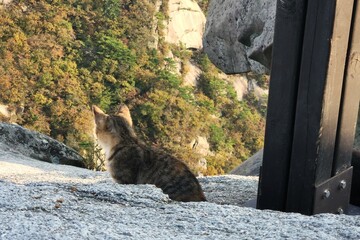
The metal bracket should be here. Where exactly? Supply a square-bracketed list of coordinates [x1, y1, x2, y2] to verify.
[313, 167, 353, 214]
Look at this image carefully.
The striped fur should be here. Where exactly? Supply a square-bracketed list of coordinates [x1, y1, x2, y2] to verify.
[93, 105, 206, 202]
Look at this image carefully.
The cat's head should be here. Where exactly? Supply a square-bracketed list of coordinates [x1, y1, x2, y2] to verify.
[93, 104, 135, 157]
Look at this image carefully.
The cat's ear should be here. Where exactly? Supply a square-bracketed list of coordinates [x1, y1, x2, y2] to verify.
[116, 104, 133, 127]
[93, 105, 108, 127]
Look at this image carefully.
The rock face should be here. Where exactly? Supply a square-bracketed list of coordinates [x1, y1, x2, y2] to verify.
[0, 104, 24, 123]
[149, 0, 163, 49]
[165, 0, 206, 49]
[0, 123, 85, 167]
[1, 152, 360, 239]
[230, 148, 263, 176]
[190, 136, 213, 174]
[190, 136, 211, 156]
[218, 73, 269, 101]
[203, 0, 276, 74]
[0, 0, 12, 5]
[183, 61, 202, 87]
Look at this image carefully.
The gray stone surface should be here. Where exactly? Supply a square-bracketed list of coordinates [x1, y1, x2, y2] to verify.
[230, 148, 263, 176]
[0, 123, 84, 167]
[203, 0, 276, 74]
[1, 147, 360, 239]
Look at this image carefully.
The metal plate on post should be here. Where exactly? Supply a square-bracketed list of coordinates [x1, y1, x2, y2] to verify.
[313, 167, 353, 214]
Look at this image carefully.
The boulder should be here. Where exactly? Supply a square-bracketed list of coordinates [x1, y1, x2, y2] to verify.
[0, 123, 85, 167]
[203, 0, 276, 74]
[165, 0, 206, 49]
[230, 148, 263, 176]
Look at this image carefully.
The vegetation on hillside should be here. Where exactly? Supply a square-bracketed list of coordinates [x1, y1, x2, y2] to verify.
[0, 0, 265, 175]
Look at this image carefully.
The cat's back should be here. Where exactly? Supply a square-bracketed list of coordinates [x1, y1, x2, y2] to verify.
[138, 146, 206, 202]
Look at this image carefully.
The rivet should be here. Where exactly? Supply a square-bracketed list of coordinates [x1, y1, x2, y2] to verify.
[322, 189, 330, 199]
[339, 180, 346, 190]
[337, 208, 344, 214]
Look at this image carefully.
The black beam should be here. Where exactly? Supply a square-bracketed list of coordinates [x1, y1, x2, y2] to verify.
[257, 0, 308, 212]
[351, 150, 360, 205]
[286, 0, 354, 215]
[257, 0, 358, 215]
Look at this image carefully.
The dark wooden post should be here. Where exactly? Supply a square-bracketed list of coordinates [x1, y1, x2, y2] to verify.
[256, 0, 308, 212]
[257, 0, 360, 215]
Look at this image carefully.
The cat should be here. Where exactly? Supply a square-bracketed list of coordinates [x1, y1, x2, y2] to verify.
[93, 104, 206, 202]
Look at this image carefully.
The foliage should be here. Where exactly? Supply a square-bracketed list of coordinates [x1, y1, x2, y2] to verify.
[0, 0, 265, 175]
[195, 0, 210, 14]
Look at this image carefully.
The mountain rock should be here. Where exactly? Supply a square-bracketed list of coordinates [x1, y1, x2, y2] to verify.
[190, 136, 211, 156]
[203, 0, 276, 74]
[0, 123, 85, 168]
[217, 73, 269, 101]
[0, 0, 12, 5]
[183, 60, 202, 87]
[165, 0, 206, 49]
[1, 150, 360, 239]
[230, 148, 263, 176]
[0, 104, 24, 123]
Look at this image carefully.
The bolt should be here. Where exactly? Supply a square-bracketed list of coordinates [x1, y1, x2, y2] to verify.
[337, 208, 344, 214]
[339, 180, 346, 190]
[322, 189, 330, 199]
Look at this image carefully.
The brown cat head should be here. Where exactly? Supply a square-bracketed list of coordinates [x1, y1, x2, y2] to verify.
[93, 105, 136, 158]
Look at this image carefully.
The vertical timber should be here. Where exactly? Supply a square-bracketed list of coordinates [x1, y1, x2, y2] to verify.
[257, 0, 307, 212]
[286, 0, 355, 215]
[257, 0, 359, 214]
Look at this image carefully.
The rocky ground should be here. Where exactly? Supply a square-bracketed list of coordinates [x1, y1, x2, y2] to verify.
[1, 145, 360, 240]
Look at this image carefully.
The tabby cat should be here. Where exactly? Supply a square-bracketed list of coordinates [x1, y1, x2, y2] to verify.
[93, 105, 206, 202]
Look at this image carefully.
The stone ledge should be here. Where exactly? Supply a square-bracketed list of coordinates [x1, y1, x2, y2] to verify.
[1, 150, 359, 239]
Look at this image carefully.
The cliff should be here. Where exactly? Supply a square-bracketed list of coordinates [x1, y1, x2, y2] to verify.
[203, 0, 276, 74]
[165, 0, 206, 49]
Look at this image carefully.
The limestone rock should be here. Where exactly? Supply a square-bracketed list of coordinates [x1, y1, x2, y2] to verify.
[183, 60, 202, 87]
[0, 123, 85, 167]
[190, 136, 211, 156]
[203, 0, 276, 74]
[0, 0, 12, 5]
[148, 0, 163, 49]
[217, 73, 268, 101]
[190, 136, 213, 174]
[165, 0, 206, 49]
[231, 75, 249, 101]
[0, 104, 24, 123]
